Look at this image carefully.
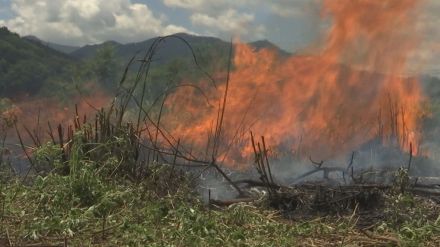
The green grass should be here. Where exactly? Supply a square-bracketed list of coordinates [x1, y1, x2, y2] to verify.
[1, 163, 440, 246]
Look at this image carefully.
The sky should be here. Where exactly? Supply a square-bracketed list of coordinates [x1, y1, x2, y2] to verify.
[0, 0, 439, 76]
[0, 0, 322, 51]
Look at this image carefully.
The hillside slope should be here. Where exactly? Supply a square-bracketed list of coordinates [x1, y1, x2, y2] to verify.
[70, 33, 289, 66]
[24, 35, 80, 54]
[0, 27, 78, 97]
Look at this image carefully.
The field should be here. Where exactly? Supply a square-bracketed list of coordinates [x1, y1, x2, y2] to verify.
[1, 96, 440, 246]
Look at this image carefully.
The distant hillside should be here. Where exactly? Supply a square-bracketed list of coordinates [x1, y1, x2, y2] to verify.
[24, 35, 80, 54]
[69, 41, 122, 60]
[0, 27, 78, 97]
[70, 33, 290, 66]
[70, 34, 226, 66]
[18, 32, 290, 73]
[249, 40, 291, 56]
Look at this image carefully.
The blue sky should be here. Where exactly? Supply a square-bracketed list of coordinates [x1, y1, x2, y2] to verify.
[0, 0, 12, 19]
[0, 0, 438, 75]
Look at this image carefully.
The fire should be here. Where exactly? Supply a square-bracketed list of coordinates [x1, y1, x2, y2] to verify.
[163, 0, 426, 165]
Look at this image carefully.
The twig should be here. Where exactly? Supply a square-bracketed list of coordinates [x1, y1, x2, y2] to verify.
[14, 122, 37, 180]
[309, 156, 323, 168]
[212, 39, 233, 158]
[210, 197, 255, 207]
[261, 136, 274, 184]
[210, 160, 245, 196]
[407, 142, 413, 173]
[6, 228, 12, 247]
[234, 179, 284, 190]
[359, 229, 400, 246]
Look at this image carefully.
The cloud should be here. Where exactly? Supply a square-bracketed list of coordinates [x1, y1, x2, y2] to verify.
[163, 0, 207, 10]
[163, 0, 311, 17]
[2, 0, 190, 45]
[191, 9, 265, 39]
[163, 0, 243, 11]
[162, 0, 315, 43]
[163, 0, 269, 40]
[269, 0, 317, 18]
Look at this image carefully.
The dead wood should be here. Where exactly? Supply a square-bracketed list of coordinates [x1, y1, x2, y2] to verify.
[209, 197, 255, 207]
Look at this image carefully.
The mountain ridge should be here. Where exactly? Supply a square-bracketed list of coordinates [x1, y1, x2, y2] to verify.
[23, 35, 80, 54]
[20, 31, 290, 64]
[68, 32, 291, 65]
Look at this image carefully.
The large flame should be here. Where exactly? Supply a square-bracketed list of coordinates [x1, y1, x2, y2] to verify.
[163, 0, 426, 165]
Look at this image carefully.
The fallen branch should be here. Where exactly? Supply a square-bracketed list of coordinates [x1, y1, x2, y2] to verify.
[210, 197, 255, 207]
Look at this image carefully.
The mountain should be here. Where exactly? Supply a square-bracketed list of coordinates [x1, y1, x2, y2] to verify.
[24, 35, 80, 54]
[0, 27, 78, 97]
[70, 33, 290, 66]
[70, 33, 229, 66]
[69, 40, 122, 60]
[17, 32, 290, 72]
[249, 40, 291, 56]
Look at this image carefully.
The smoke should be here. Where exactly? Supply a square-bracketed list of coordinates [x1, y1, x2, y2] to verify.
[2, 84, 112, 175]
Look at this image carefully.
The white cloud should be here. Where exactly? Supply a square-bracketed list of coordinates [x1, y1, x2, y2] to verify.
[164, 0, 270, 40]
[269, 0, 316, 18]
[163, 0, 311, 17]
[164, 0, 239, 11]
[191, 9, 265, 39]
[2, 0, 190, 45]
[162, 0, 314, 43]
[163, 0, 206, 10]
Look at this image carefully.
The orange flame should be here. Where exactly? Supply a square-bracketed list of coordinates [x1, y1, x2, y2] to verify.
[164, 0, 426, 166]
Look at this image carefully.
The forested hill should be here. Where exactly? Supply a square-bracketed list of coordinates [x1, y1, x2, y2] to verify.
[1, 27, 291, 99]
[70, 33, 289, 65]
[0, 27, 77, 97]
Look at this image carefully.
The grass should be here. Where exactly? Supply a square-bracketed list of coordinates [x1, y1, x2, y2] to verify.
[0, 178, 397, 246]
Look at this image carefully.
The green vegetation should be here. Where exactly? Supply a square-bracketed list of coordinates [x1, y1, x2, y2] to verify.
[90, 44, 119, 91]
[0, 27, 123, 99]
[0, 27, 76, 97]
[1, 154, 440, 246]
[0, 27, 229, 102]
